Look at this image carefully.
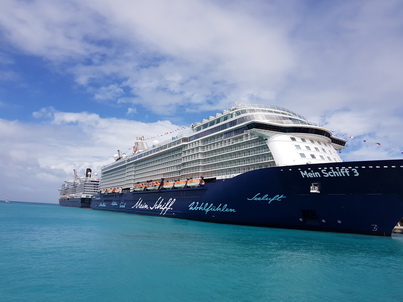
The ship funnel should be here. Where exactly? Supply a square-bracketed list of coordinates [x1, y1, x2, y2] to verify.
[85, 168, 92, 178]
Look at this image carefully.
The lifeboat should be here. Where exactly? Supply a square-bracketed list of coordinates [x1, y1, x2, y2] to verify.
[174, 180, 187, 188]
[146, 180, 161, 190]
[162, 180, 175, 189]
[186, 178, 204, 187]
[113, 187, 122, 193]
[133, 183, 146, 191]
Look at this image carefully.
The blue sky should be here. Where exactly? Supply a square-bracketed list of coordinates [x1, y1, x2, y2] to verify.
[1, 0, 403, 203]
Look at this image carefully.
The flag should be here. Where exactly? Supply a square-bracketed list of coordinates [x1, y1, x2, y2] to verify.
[375, 142, 381, 146]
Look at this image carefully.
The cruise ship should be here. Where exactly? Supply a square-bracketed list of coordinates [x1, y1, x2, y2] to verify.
[59, 168, 99, 208]
[91, 104, 403, 236]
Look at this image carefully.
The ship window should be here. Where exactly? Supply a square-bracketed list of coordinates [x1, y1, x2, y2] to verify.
[315, 147, 319, 152]
[310, 154, 316, 159]
[310, 139, 315, 144]
[290, 137, 296, 141]
[299, 153, 306, 158]
[295, 145, 301, 150]
[301, 138, 306, 142]
[306, 146, 311, 151]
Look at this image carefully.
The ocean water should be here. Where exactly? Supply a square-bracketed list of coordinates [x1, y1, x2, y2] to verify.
[1, 202, 403, 302]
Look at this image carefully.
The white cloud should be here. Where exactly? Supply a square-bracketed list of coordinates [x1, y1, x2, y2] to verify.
[0, 0, 111, 61]
[2, 0, 402, 121]
[94, 84, 124, 101]
[0, 109, 182, 203]
[126, 107, 137, 115]
[0, 0, 296, 111]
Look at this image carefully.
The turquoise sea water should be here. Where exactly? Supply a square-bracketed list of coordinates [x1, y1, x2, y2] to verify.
[1, 202, 403, 302]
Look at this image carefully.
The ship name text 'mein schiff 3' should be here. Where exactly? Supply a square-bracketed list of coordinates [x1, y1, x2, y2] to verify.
[91, 104, 403, 236]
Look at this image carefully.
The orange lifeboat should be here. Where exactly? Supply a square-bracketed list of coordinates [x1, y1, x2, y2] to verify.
[133, 183, 146, 191]
[146, 180, 161, 190]
[174, 179, 187, 188]
[113, 187, 122, 193]
[186, 178, 203, 187]
[162, 180, 175, 189]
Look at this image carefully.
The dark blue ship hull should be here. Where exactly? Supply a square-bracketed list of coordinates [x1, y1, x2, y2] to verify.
[91, 159, 403, 236]
[59, 197, 91, 208]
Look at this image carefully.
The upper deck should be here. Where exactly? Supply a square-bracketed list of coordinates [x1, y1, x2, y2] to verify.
[192, 104, 315, 133]
[102, 104, 345, 172]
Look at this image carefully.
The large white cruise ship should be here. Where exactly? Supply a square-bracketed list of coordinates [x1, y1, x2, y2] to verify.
[99, 105, 345, 191]
[92, 104, 403, 236]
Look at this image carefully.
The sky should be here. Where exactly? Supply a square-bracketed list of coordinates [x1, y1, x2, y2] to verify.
[1, 0, 403, 203]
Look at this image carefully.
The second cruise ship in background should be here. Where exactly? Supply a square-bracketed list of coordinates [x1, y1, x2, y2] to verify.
[91, 104, 403, 236]
[59, 168, 99, 208]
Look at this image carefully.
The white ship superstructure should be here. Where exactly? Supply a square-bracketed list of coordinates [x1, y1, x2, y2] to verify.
[99, 105, 346, 192]
[59, 168, 99, 199]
